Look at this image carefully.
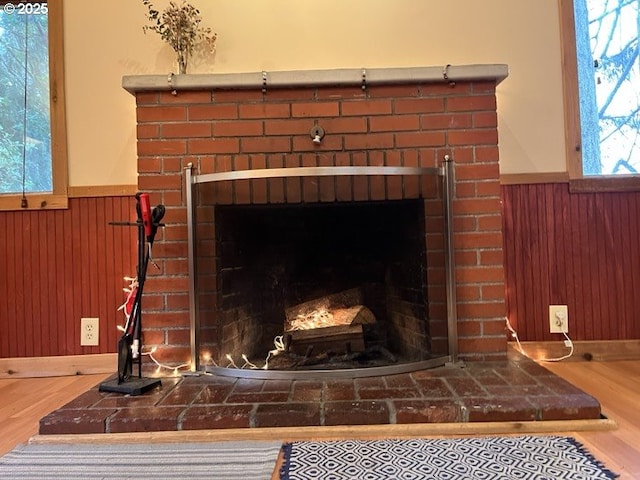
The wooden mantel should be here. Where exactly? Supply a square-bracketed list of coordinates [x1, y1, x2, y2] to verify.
[122, 64, 508, 94]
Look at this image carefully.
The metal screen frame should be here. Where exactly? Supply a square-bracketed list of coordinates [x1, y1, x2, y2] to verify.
[184, 159, 458, 377]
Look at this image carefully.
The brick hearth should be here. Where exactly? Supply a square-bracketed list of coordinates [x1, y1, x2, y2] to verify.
[39, 353, 601, 435]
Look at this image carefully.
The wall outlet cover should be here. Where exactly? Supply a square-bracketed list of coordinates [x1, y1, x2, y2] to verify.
[549, 305, 568, 334]
[80, 317, 99, 346]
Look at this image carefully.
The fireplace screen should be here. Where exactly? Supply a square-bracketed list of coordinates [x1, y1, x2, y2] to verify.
[185, 164, 457, 378]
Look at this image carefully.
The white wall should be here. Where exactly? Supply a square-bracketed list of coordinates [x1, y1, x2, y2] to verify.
[64, 0, 566, 186]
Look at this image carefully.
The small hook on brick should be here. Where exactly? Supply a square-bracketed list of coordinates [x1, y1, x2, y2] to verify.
[310, 125, 325, 144]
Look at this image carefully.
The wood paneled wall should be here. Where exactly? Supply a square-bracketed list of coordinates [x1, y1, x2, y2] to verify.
[502, 183, 640, 341]
[0, 197, 137, 358]
[1, 184, 638, 358]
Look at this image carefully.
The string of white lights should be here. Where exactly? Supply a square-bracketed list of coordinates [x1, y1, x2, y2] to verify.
[505, 317, 574, 362]
[142, 347, 191, 376]
[218, 335, 287, 371]
[263, 335, 285, 369]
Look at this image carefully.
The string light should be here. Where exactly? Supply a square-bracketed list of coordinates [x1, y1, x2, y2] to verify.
[203, 336, 288, 371]
[505, 317, 574, 362]
[225, 354, 239, 369]
[241, 354, 258, 369]
[290, 308, 333, 331]
[201, 352, 218, 367]
[263, 335, 285, 369]
[116, 276, 138, 334]
[140, 347, 191, 376]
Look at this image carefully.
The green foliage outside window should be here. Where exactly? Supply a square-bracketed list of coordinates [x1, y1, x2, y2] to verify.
[0, 8, 52, 194]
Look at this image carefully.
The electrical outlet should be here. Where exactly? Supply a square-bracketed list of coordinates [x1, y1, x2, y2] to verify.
[81, 317, 99, 346]
[549, 305, 568, 333]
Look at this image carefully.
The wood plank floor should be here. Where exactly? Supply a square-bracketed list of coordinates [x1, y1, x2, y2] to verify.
[543, 360, 640, 480]
[0, 373, 111, 457]
[1, 362, 639, 479]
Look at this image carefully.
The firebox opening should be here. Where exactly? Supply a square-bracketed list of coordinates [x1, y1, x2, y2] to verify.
[212, 199, 433, 371]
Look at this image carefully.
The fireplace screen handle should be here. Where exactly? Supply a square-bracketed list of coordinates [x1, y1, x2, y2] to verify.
[190, 166, 442, 184]
[442, 155, 458, 364]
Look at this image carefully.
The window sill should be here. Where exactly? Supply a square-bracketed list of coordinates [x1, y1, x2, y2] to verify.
[569, 175, 640, 193]
[500, 172, 640, 193]
[0, 194, 68, 211]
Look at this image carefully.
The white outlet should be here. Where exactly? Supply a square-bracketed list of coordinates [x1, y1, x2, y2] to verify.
[549, 305, 568, 333]
[81, 317, 99, 346]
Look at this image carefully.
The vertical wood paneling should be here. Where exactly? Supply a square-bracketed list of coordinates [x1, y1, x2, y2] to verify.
[62, 207, 75, 355]
[50, 210, 63, 355]
[2, 186, 639, 357]
[619, 195, 631, 336]
[13, 213, 23, 356]
[594, 194, 607, 339]
[20, 213, 31, 356]
[625, 195, 640, 336]
[35, 211, 46, 352]
[0, 197, 137, 358]
[502, 183, 640, 341]
[2, 214, 9, 355]
[0, 213, 12, 355]
[103, 198, 115, 351]
[87, 197, 100, 354]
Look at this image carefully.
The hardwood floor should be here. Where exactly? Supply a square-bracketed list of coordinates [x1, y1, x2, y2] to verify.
[542, 360, 640, 480]
[0, 373, 111, 457]
[1, 362, 639, 479]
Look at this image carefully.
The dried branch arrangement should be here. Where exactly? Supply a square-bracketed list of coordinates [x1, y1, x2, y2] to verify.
[142, 0, 217, 74]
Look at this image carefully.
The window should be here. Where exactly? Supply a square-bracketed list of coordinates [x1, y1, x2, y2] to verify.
[0, 0, 67, 210]
[576, 0, 639, 176]
[0, 2, 50, 193]
[561, 0, 640, 183]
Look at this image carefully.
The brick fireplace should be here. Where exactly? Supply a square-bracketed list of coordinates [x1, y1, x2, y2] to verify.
[37, 65, 607, 437]
[125, 65, 509, 374]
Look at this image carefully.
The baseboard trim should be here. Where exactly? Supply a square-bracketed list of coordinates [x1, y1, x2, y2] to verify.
[509, 340, 640, 362]
[0, 354, 117, 378]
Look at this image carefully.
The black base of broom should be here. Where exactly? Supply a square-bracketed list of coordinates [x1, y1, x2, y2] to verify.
[99, 376, 161, 396]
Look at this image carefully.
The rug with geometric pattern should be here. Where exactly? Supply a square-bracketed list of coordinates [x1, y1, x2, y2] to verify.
[279, 435, 618, 480]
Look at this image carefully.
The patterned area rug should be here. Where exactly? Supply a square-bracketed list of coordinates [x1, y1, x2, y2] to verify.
[280, 435, 618, 480]
[0, 441, 282, 480]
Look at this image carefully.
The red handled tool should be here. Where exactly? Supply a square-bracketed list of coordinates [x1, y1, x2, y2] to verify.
[100, 192, 165, 395]
[138, 192, 153, 241]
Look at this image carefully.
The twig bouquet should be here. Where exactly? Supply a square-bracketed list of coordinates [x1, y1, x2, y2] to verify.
[142, 0, 217, 74]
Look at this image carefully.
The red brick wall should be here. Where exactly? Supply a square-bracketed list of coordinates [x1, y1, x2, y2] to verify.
[135, 79, 507, 367]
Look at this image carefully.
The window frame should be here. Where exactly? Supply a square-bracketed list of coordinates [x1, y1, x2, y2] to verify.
[0, 0, 68, 210]
[558, 0, 640, 192]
